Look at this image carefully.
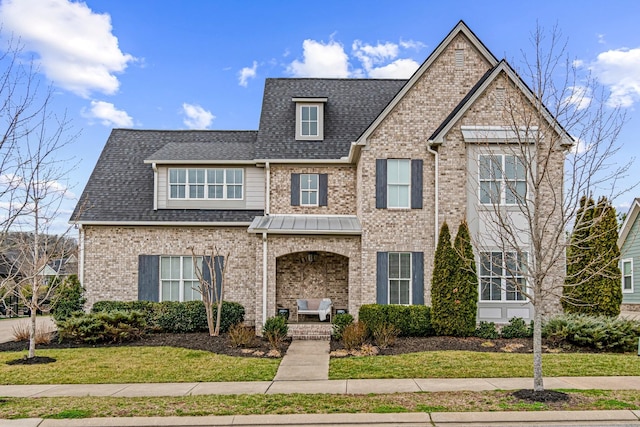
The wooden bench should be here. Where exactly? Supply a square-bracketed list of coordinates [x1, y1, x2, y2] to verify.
[296, 298, 332, 322]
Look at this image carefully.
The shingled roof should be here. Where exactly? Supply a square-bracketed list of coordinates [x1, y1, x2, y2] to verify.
[71, 129, 262, 223]
[255, 78, 407, 159]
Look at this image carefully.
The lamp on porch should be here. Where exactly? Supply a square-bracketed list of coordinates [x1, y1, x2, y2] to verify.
[306, 251, 319, 263]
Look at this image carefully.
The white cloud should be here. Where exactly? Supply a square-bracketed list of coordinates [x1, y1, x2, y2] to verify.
[238, 61, 258, 87]
[0, 0, 135, 97]
[81, 101, 133, 127]
[568, 136, 593, 155]
[352, 40, 399, 72]
[590, 47, 640, 108]
[182, 103, 215, 129]
[287, 39, 350, 78]
[563, 85, 592, 111]
[368, 58, 420, 79]
[399, 39, 426, 50]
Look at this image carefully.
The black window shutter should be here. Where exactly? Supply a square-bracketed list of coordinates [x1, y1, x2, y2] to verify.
[214, 255, 224, 301]
[411, 159, 423, 209]
[376, 159, 387, 209]
[411, 252, 424, 305]
[291, 173, 300, 206]
[376, 252, 389, 304]
[138, 255, 159, 302]
[319, 174, 328, 206]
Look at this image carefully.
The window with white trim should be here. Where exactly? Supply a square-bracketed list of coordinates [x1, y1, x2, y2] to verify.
[300, 174, 318, 206]
[479, 154, 526, 205]
[169, 168, 243, 200]
[301, 105, 318, 137]
[389, 252, 411, 304]
[480, 251, 528, 301]
[622, 258, 633, 293]
[295, 100, 325, 140]
[387, 159, 411, 208]
[160, 256, 203, 302]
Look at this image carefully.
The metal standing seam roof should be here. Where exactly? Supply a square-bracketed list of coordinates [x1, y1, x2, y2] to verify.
[248, 215, 362, 235]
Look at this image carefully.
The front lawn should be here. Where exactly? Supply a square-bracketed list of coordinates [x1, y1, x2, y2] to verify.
[329, 351, 640, 379]
[0, 347, 279, 384]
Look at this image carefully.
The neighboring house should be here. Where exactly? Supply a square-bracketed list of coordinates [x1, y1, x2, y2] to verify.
[71, 21, 567, 330]
[618, 198, 640, 310]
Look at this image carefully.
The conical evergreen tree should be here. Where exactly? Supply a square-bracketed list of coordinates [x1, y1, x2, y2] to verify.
[452, 221, 478, 336]
[563, 196, 622, 316]
[432, 221, 478, 336]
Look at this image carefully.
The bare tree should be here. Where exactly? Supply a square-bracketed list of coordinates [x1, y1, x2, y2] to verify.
[188, 246, 229, 336]
[0, 36, 78, 358]
[470, 24, 629, 393]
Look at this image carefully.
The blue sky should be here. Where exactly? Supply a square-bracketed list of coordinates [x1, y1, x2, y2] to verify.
[1, 0, 639, 232]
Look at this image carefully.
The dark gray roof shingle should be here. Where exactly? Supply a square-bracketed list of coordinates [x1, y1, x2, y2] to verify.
[255, 78, 407, 159]
[71, 130, 261, 223]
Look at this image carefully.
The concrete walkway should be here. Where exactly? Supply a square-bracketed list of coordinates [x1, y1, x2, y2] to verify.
[273, 339, 330, 381]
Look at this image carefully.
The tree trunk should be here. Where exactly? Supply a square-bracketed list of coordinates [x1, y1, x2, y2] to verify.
[532, 306, 544, 392]
[28, 293, 37, 359]
[214, 300, 222, 336]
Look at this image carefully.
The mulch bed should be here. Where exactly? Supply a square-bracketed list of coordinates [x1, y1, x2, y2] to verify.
[0, 332, 592, 357]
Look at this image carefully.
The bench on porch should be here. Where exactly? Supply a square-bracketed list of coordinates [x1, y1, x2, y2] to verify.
[296, 298, 332, 322]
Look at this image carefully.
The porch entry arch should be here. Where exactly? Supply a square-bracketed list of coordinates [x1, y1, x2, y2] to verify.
[275, 250, 348, 320]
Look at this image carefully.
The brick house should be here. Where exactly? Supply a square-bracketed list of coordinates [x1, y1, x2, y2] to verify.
[71, 21, 568, 330]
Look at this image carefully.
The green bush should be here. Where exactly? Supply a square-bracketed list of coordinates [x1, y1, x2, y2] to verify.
[543, 314, 640, 352]
[262, 316, 288, 349]
[50, 275, 86, 323]
[57, 310, 145, 343]
[475, 321, 499, 339]
[359, 304, 433, 337]
[500, 317, 533, 339]
[90, 300, 245, 333]
[332, 313, 354, 340]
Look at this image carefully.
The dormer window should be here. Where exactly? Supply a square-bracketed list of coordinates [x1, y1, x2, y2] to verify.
[293, 97, 326, 141]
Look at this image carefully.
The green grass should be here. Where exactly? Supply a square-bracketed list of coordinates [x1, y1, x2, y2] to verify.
[0, 347, 279, 384]
[329, 351, 640, 379]
[0, 390, 639, 419]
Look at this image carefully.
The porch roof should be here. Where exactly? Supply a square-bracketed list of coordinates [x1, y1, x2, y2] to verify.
[248, 215, 361, 235]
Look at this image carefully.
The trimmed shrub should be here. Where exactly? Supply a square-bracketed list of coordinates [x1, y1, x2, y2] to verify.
[500, 317, 533, 339]
[359, 304, 433, 337]
[50, 275, 86, 323]
[543, 314, 640, 352]
[332, 313, 354, 340]
[57, 310, 146, 343]
[262, 316, 288, 349]
[475, 321, 499, 339]
[90, 300, 245, 334]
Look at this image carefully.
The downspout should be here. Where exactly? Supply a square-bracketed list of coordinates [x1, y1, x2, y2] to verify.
[262, 232, 268, 326]
[265, 162, 270, 215]
[427, 143, 439, 243]
[78, 224, 85, 292]
[152, 162, 158, 211]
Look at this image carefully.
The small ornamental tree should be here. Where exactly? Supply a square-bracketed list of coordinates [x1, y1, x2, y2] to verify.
[50, 274, 85, 323]
[431, 221, 457, 336]
[563, 196, 622, 316]
[451, 220, 478, 336]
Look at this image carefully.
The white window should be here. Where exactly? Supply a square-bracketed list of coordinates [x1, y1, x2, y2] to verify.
[389, 252, 411, 304]
[301, 105, 318, 137]
[480, 251, 527, 301]
[387, 159, 411, 208]
[479, 154, 526, 205]
[300, 174, 318, 206]
[294, 99, 325, 140]
[169, 168, 243, 200]
[622, 259, 633, 293]
[160, 256, 203, 302]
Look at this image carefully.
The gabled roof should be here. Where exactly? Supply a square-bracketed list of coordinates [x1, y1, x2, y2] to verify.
[618, 198, 640, 248]
[255, 78, 406, 160]
[355, 20, 499, 145]
[71, 129, 262, 224]
[428, 61, 574, 146]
